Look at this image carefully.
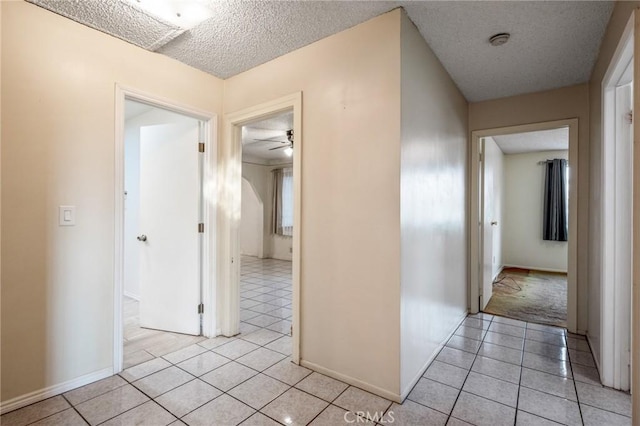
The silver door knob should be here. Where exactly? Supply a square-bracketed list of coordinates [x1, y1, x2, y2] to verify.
[137, 235, 147, 242]
[491, 221, 498, 226]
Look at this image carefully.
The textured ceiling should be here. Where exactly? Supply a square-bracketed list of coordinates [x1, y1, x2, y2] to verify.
[28, 1, 614, 102]
[493, 128, 569, 155]
[242, 111, 294, 164]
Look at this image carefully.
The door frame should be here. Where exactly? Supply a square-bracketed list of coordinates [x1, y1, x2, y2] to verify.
[601, 11, 634, 390]
[219, 92, 302, 363]
[469, 119, 579, 333]
[113, 85, 218, 374]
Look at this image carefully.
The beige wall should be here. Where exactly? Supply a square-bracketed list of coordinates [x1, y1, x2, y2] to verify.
[503, 151, 569, 273]
[469, 84, 590, 332]
[587, 1, 639, 374]
[225, 10, 403, 397]
[399, 12, 468, 396]
[1, 1, 223, 403]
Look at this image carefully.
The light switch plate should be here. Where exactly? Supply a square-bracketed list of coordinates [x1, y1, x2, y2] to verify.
[59, 205, 76, 226]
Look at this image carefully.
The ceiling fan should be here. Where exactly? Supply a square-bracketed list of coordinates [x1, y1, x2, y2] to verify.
[250, 129, 294, 157]
[253, 129, 293, 149]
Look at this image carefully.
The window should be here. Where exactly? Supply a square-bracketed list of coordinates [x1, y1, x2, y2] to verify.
[272, 167, 293, 237]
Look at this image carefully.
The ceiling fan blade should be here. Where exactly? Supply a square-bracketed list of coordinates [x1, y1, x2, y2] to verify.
[253, 138, 288, 143]
[268, 145, 289, 151]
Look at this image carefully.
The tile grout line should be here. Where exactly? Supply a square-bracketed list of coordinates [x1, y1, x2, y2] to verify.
[566, 335, 587, 426]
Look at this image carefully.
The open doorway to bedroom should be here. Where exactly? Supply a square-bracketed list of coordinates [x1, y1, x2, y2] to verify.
[237, 110, 294, 357]
[479, 128, 570, 328]
[470, 118, 578, 333]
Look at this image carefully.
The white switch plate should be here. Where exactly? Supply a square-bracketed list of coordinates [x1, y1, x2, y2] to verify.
[59, 205, 76, 226]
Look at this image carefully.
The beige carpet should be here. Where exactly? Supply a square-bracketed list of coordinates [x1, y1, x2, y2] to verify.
[484, 268, 567, 328]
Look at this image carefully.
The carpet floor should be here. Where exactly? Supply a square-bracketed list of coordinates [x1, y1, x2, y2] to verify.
[483, 268, 567, 328]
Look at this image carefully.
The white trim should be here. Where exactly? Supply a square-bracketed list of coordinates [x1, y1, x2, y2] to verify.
[492, 265, 505, 281]
[124, 291, 140, 301]
[220, 93, 302, 363]
[470, 119, 579, 333]
[501, 264, 568, 274]
[0, 367, 112, 415]
[600, 12, 634, 391]
[114, 84, 218, 375]
[300, 360, 402, 403]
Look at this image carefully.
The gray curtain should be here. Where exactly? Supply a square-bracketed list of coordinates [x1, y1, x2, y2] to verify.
[543, 158, 568, 241]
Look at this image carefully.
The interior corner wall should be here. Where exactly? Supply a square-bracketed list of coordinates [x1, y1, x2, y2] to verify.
[240, 177, 263, 258]
[242, 163, 271, 258]
[225, 10, 403, 398]
[587, 0, 640, 370]
[241, 162, 293, 261]
[468, 84, 589, 333]
[1, 1, 223, 404]
[484, 137, 504, 279]
[503, 150, 569, 273]
[399, 12, 468, 396]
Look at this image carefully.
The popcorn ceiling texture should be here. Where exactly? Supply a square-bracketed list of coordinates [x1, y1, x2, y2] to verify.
[493, 128, 569, 155]
[26, 0, 614, 102]
[29, 0, 185, 51]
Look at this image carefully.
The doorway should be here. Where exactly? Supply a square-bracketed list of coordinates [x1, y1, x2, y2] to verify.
[237, 111, 294, 354]
[470, 119, 579, 333]
[220, 93, 301, 363]
[601, 12, 633, 391]
[479, 128, 570, 327]
[114, 87, 217, 373]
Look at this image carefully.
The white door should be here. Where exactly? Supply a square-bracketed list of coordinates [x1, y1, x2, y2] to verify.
[481, 139, 494, 310]
[138, 121, 201, 335]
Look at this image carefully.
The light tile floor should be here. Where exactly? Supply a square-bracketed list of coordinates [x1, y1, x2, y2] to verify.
[123, 297, 207, 369]
[1, 258, 632, 425]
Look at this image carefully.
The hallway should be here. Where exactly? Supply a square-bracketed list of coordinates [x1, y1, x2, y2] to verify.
[0, 258, 631, 425]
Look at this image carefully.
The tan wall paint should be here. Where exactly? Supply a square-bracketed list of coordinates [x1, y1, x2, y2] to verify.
[587, 1, 639, 373]
[224, 10, 403, 396]
[468, 84, 590, 333]
[1, 1, 223, 402]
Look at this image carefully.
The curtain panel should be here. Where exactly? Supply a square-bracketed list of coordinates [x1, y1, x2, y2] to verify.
[542, 158, 568, 242]
[272, 167, 293, 237]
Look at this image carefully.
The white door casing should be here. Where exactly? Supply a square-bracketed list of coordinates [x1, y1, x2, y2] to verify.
[469, 119, 578, 333]
[601, 12, 634, 391]
[220, 92, 302, 363]
[480, 138, 494, 310]
[138, 121, 201, 335]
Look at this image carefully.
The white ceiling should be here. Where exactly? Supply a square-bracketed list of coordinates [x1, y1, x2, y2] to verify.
[28, 1, 614, 102]
[492, 128, 569, 155]
[124, 100, 154, 120]
[242, 111, 294, 165]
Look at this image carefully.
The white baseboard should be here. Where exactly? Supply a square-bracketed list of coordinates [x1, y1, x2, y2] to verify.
[585, 333, 602, 380]
[502, 264, 568, 274]
[124, 291, 140, 301]
[492, 265, 504, 281]
[399, 310, 468, 401]
[0, 367, 113, 415]
[299, 360, 402, 403]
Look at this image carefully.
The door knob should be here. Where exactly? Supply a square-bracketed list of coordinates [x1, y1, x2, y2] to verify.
[490, 221, 498, 226]
[137, 235, 148, 242]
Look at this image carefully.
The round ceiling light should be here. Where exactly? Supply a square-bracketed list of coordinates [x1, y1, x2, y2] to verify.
[489, 33, 510, 46]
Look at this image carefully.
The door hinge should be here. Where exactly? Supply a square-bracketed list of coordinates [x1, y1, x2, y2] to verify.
[198, 142, 205, 153]
[198, 223, 204, 233]
[198, 303, 204, 314]
[479, 152, 483, 162]
[625, 110, 633, 124]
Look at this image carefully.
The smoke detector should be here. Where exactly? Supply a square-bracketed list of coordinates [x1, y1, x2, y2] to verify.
[489, 33, 511, 46]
